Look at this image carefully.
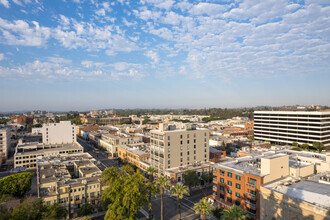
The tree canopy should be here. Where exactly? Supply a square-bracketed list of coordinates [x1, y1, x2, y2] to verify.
[182, 170, 199, 189]
[0, 172, 33, 197]
[194, 199, 213, 220]
[221, 205, 250, 220]
[102, 165, 149, 220]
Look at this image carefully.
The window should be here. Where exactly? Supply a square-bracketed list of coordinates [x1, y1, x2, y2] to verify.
[187, 151, 189, 155]
[180, 146, 183, 150]
[235, 200, 241, 206]
[187, 134, 189, 138]
[236, 175, 241, 180]
[205, 154, 207, 158]
[168, 148, 170, 152]
[220, 186, 224, 191]
[168, 136, 170, 140]
[228, 172, 232, 178]
[204, 149, 207, 152]
[204, 132, 207, 136]
[187, 140, 189, 144]
[220, 178, 224, 183]
[194, 139, 196, 143]
[194, 145, 196, 149]
[181, 158, 183, 162]
[220, 194, 225, 199]
[180, 141, 183, 144]
[180, 152, 183, 156]
[250, 178, 257, 185]
[168, 160, 170, 164]
[168, 154, 170, 158]
[168, 142, 170, 146]
[187, 146, 189, 150]
[236, 183, 241, 189]
[187, 157, 189, 161]
[227, 180, 232, 186]
[235, 192, 240, 198]
[194, 150, 196, 154]
[180, 135, 183, 139]
[227, 197, 232, 203]
[194, 133, 196, 137]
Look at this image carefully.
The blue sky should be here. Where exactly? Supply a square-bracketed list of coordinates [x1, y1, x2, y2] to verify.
[0, 0, 329, 112]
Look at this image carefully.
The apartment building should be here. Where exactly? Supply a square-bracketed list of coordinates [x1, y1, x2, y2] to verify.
[260, 172, 330, 220]
[76, 124, 99, 136]
[37, 155, 102, 218]
[150, 123, 209, 176]
[98, 133, 143, 157]
[0, 127, 10, 165]
[117, 144, 150, 170]
[254, 111, 330, 147]
[41, 121, 76, 144]
[211, 153, 307, 219]
[14, 142, 83, 168]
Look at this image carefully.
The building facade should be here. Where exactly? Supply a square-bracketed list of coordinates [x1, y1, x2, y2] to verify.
[41, 121, 76, 145]
[0, 127, 10, 165]
[254, 111, 330, 147]
[150, 123, 209, 176]
[117, 144, 150, 170]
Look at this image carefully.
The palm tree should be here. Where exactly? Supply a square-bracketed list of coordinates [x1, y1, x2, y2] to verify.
[194, 199, 213, 220]
[146, 167, 158, 219]
[154, 176, 170, 220]
[170, 183, 190, 220]
[221, 205, 250, 220]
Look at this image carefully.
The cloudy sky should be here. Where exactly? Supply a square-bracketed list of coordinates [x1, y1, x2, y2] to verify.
[0, 0, 329, 111]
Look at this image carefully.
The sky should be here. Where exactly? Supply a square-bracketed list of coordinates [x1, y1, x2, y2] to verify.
[0, 0, 329, 112]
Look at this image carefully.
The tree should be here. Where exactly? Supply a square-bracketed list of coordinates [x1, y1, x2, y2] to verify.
[7, 197, 45, 220]
[146, 167, 158, 220]
[194, 199, 213, 220]
[221, 205, 250, 220]
[292, 142, 298, 147]
[313, 142, 324, 153]
[0, 172, 33, 197]
[42, 203, 68, 220]
[154, 176, 170, 220]
[201, 172, 213, 185]
[182, 170, 199, 190]
[78, 203, 93, 217]
[301, 143, 309, 150]
[212, 207, 223, 219]
[170, 183, 190, 220]
[102, 165, 149, 220]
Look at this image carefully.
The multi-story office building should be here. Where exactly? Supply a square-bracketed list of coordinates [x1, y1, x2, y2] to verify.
[14, 142, 83, 168]
[37, 155, 102, 218]
[212, 153, 315, 219]
[0, 127, 10, 165]
[254, 111, 330, 147]
[150, 123, 209, 177]
[41, 121, 76, 145]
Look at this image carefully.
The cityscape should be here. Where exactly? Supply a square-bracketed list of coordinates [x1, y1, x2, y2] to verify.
[0, 1, 330, 220]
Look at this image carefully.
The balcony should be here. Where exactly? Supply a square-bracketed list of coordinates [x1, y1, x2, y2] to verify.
[246, 201, 257, 209]
[245, 192, 256, 199]
[220, 173, 225, 176]
[213, 178, 217, 183]
[213, 186, 217, 191]
[246, 183, 256, 188]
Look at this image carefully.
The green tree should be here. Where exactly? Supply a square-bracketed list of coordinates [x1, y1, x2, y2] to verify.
[146, 167, 158, 220]
[102, 165, 149, 220]
[0, 172, 33, 197]
[154, 176, 170, 220]
[292, 142, 298, 147]
[201, 172, 213, 185]
[193, 199, 213, 220]
[212, 207, 223, 219]
[221, 205, 250, 220]
[313, 142, 324, 153]
[142, 118, 150, 125]
[301, 143, 309, 150]
[182, 170, 199, 190]
[78, 203, 93, 217]
[42, 203, 68, 220]
[170, 183, 190, 220]
[8, 197, 45, 220]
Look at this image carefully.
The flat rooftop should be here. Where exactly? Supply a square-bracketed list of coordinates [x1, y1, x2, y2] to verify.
[263, 173, 330, 209]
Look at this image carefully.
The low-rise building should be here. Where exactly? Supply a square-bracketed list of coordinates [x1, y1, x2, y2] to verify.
[14, 142, 83, 169]
[37, 154, 102, 218]
[76, 124, 99, 137]
[260, 172, 330, 220]
[117, 144, 150, 170]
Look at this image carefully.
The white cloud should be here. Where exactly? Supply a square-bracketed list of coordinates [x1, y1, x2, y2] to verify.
[0, 18, 50, 46]
[0, 53, 4, 61]
[0, 0, 9, 8]
[81, 60, 104, 68]
[145, 50, 159, 64]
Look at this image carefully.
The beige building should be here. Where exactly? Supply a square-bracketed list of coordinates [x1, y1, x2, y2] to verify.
[260, 172, 330, 220]
[98, 132, 143, 157]
[14, 142, 83, 168]
[117, 144, 150, 170]
[150, 123, 209, 176]
[0, 127, 10, 165]
[37, 154, 103, 218]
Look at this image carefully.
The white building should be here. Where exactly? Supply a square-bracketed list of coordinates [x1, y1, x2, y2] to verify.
[0, 127, 10, 164]
[41, 121, 76, 144]
[254, 111, 330, 147]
